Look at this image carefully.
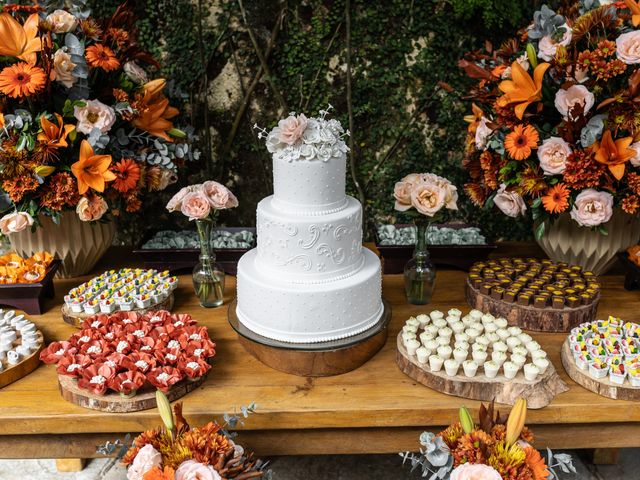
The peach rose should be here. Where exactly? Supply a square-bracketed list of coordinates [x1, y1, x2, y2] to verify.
[74, 99, 116, 135]
[537, 137, 572, 175]
[554, 85, 594, 121]
[76, 196, 108, 222]
[46, 10, 77, 33]
[166, 185, 201, 212]
[52, 48, 77, 88]
[570, 189, 613, 227]
[126, 444, 162, 480]
[630, 142, 640, 168]
[277, 114, 308, 145]
[475, 117, 492, 150]
[450, 463, 502, 480]
[494, 184, 527, 218]
[411, 181, 446, 217]
[617, 31, 640, 64]
[202, 180, 238, 209]
[180, 191, 211, 220]
[175, 460, 222, 480]
[394, 181, 413, 211]
[538, 25, 572, 61]
[0, 212, 34, 235]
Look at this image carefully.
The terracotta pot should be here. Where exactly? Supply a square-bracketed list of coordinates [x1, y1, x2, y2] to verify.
[535, 210, 640, 274]
[8, 211, 116, 278]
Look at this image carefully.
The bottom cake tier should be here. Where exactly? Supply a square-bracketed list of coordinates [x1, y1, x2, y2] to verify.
[236, 248, 383, 343]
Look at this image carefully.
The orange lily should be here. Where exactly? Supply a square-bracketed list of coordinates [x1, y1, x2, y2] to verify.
[0, 13, 41, 65]
[132, 79, 179, 142]
[626, 0, 640, 27]
[37, 113, 75, 148]
[71, 140, 116, 194]
[497, 61, 550, 120]
[463, 103, 484, 134]
[594, 130, 635, 180]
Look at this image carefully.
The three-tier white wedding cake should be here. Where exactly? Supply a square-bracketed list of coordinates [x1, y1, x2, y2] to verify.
[236, 109, 383, 343]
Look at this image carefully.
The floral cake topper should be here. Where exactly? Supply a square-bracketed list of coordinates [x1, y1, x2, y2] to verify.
[254, 104, 350, 163]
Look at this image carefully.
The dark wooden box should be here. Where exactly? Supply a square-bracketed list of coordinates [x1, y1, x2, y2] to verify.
[0, 259, 60, 314]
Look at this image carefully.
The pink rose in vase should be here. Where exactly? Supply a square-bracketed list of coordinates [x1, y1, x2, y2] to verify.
[180, 191, 211, 220]
[410, 181, 446, 217]
[166, 185, 201, 212]
[202, 181, 238, 209]
[277, 114, 308, 145]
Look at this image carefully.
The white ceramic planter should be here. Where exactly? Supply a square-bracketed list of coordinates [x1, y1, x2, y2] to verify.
[535, 210, 640, 274]
[8, 211, 116, 278]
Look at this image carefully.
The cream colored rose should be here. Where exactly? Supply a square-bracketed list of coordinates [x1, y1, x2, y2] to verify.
[450, 463, 502, 480]
[475, 117, 492, 150]
[538, 26, 572, 61]
[570, 189, 613, 227]
[394, 181, 413, 211]
[175, 460, 222, 480]
[46, 10, 77, 33]
[501, 53, 529, 79]
[554, 85, 594, 121]
[76, 196, 108, 222]
[411, 181, 446, 217]
[126, 444, 162, 480]
[617, 31, 640, 64]
[166, 185, 200, 212]
[277, 114, 308, 145]
[537, 137, 572, 175]
[0, 212, 34, 235]
[74, 99, 116, 135]
[630, 142, 640, 167]
[180, 191, 211, 220]
[52, 48, 77, 88]
[202, 180, 238, 209]
[494, 184, 527, 218]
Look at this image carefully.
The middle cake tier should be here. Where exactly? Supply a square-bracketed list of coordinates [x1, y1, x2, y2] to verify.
[255, 195, 364, 281]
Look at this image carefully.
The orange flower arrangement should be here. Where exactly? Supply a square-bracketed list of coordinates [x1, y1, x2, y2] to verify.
[0, 62, 46, 98]
[71, 140, 116, 194]
[542, 183, 571, 214]
[85, 43, 120, 71]
[504, 124, 539, 160]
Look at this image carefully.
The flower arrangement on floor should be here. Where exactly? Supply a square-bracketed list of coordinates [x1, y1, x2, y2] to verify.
[0, 1, 197, 232]
[39, 310, 215, 396]
[460, 2, 640, 238]
[401, 399, 575, 480]
[393, 173, 458, 304]
[103, 391, 271, 480]
[0, 251, 52, 283]
[167, 181, 238, 308]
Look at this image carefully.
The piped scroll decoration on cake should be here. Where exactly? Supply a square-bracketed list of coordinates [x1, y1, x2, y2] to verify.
[275, 254, 313, 271]
[253, 105, 350, 163]
[316, 244, 345, 264]
[298, 225, 321, 249]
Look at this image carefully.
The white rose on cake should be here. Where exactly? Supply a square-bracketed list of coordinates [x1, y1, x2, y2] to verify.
[317, 145, 333, 162]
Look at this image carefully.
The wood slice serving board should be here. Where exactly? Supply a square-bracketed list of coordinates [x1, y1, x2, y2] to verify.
[396, 333, 568, 409]
[560, 339, 640, 401]
[0, 331, 44, 389]
[61, 294, 174, 328]
[57, 371, 208, 413]
[465, 280, 598, 333]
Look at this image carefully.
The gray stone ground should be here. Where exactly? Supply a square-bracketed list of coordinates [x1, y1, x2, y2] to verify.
[0, 450, 637, 479]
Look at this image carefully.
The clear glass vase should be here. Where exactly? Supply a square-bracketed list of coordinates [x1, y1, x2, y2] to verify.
[404, 219, 436, 305]
[192, 219, 225, 308]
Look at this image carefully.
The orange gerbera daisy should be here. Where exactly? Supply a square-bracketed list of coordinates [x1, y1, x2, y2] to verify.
[85, 44, 120, 71]
[0, 12, 41, 64]
[0, 62, 46, 98]
[111, 158, 141, 192]
[593, 130, 635, 180]
[71, 140, 116, 194]
[524, 446, 550, 480]
[542, 183, 571, 214]
[505, 124, 539, 160]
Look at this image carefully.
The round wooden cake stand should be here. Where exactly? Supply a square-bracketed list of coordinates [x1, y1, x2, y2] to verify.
[396, 332, 568, 409]
[61, 294, 174, 328]
[228, 299, 392, 377]
[0, 331, 44, 388]
[57, 372, 209, 413]
[465, 280, 599, 333]
[560, 340, 640, 401]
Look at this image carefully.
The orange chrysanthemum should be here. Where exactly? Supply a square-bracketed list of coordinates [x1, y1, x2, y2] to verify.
[70, 140, 116, 194]
[505, 124, 539, 160]
[111, 158, 141, 193]
[0, 62, 45, 98]
[622, 194, 640, 214]
[143, 466, 175, 480]
[524, 446, 550, 480]
[85, 44, 120, 71]
[541, 183, 570, 214]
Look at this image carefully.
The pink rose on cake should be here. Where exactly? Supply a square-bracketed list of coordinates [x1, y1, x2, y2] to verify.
[277, 113, 308, 145]
[570, 189, 613, 227]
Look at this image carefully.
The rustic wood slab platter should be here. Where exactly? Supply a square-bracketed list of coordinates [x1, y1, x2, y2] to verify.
[0, 331, 44, 389]
[465, 280, 598, 333]
[61, 294, 174, 328]
[560, 339, 640, 401]
[57, 371, 208, 413]
[396, 332, 568, 409]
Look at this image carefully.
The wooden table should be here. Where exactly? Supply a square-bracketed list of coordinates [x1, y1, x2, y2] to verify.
[1, 248, 640, 463]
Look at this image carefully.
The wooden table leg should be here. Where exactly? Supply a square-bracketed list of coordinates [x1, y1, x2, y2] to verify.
[55, 458, 86, 472]
[592, 448, 620, 465]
